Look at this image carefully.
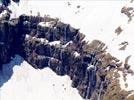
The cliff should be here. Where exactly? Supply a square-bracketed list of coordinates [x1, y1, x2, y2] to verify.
[0, 6, 134, 100]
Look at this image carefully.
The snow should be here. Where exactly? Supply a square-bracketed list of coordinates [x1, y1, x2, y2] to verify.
[40, 38, 47, 43]
[62, 41, 73, 48]
[8, 0, 134, 69]
[1, 0, 134, 97]
[0, 55, 82, 100]
[38, 21, 55, 28]
[25, 34, 30, 38]
[118, 71, 126, 90]
[118, 71, 134, 93]
[25, 34, 48, 43]
[49, 41, 60, 46]
[0, 10, 7, 18]
[74, 51, 80, 57]
[87, 65, 95, 71]
[125, 74, 134, 91]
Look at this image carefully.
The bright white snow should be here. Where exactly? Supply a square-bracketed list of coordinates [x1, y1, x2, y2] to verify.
[74, 51, 80, 57]
[0, 10, 8, 18]
[1, 0, 134, 98]
[0, 55, 82, 100]
[49, 41, 61, 46]
[118, 71, 134, 93]
[38, 21, 55, 28]
[8, 0, 134, 69]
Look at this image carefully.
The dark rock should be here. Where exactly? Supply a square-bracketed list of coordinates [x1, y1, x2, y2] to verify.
[0, 14, 127, 100]
[35, 43, 49, 56]
[1, 0, 20, 6]
[124, 64, 130, 70]
[83, 55, 92, 63]
[36, 55, 50, 69]
[77, 5, 81, 9]
[1, 0, 11, 6]
[36, 24, 49, 38]
[0, 44, 11, 64]
[12, 0, 20, 3]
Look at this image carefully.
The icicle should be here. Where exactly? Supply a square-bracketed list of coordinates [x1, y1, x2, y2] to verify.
[63, 25, 67, 42]
[85, 81, 91, 99]
[85, 64, 94, 99]
[63, 25, 69, 43]
[85, 54, 98, 99]
[92, 66, 96, 84]
[58, 48, 63, 75]
[28, 19, 31, 32]
[48, 58, 51, 67]
[97, 82, 103, 100]
[90, 53, 95, 65]
[49, 44, 51, 56]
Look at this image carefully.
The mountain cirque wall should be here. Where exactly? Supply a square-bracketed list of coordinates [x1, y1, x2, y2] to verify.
[0, 7, 134, 100]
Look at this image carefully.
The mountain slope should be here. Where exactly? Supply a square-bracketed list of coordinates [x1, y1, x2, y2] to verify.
[1, 0, 134, 100]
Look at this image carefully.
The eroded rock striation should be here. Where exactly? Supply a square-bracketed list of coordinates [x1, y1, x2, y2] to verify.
[0, 7, 134, 100]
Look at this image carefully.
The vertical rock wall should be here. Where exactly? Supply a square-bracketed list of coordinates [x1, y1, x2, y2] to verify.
[0, 11, 131, 99]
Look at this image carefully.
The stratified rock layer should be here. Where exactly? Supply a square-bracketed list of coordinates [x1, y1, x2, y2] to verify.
[0, 7, 133, 100]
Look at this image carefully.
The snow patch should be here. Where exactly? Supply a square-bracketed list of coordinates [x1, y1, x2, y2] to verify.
[62, 41, 72, 48]
[25, 34, 48, 43]
[0, 55, 83, 100]
[5, 0, 134, 93]
[49, 41, 60, 46]
[118, 71, 134, 94]
[74, 51, 80, 57]
[0, 10, 8, 18]
[38, 21, 55, 28]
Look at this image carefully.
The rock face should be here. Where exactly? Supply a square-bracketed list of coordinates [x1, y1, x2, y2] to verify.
[0, 13, 16, 69]
[0, 8, 133, 99]
[1, 0, 20, 6]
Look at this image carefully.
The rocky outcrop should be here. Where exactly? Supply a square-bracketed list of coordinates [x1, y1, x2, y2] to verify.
[0, 8, 133, 99]
[1, 0, 20, 6]
[0, 12, 16, 69]
[23, 27, 103, 99]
